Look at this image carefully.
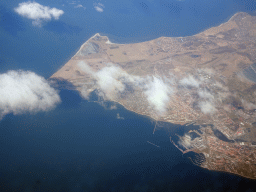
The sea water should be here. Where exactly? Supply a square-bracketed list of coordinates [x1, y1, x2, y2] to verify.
[0, 90, 255, 191]
[1, 0, 256, 77]
[1, 0, 256, 190]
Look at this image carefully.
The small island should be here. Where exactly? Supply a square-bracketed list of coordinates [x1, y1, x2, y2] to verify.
[50, 12, 256, 179]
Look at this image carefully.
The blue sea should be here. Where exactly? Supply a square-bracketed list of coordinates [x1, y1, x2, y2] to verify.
[1, 0, 256, 191]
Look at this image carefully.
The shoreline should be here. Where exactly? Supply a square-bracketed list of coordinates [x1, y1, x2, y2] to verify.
[81, 12, 247, 46]
[70, 87, 256, 180]
[49, 10, 256, 180]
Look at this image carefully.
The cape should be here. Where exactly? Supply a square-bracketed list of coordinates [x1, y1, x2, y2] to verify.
[51, 12, 256, 179]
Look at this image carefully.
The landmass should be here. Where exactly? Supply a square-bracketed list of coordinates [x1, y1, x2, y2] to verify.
[50, 12, 256, 179]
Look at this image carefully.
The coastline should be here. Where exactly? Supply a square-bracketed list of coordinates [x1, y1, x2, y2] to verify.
[68, 11, 248, 62]
[79, 12, 248, 47]
[74, 89, 256, 180]
[71, 33, 101, 59]
[49, 10, 256, 180]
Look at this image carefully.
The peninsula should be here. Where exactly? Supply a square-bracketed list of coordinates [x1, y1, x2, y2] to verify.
[50, 12, 256, 179]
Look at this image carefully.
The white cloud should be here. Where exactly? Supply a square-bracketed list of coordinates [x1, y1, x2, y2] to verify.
[180, 75, 200, 88]
[32, 19, 42, 27]
[178, 134, 192, 149]
[78, 62, 173, 113]
[94, 3, 104, 12]
[180, 75, 217, 115]
[110, 105, 117, 110]
[77, 62, 94, 74]
[198, 90, 214, 100]
[94, 6, 103, 12]
[80, 87, 89, 99]
[74, 4, 85, 9]
[0, 70, 61, 119]
[241, 99, 256, 110]
[98, 3, 104, 7]
[78, 62, 127, 99]
[96, 66, 125, 96]
[78, 63, 219, 115]
[197, 89, 216, 114]
[199, 101, 216, 114]
[145, 77, 173, 113]
[14, 1, 64, 27]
